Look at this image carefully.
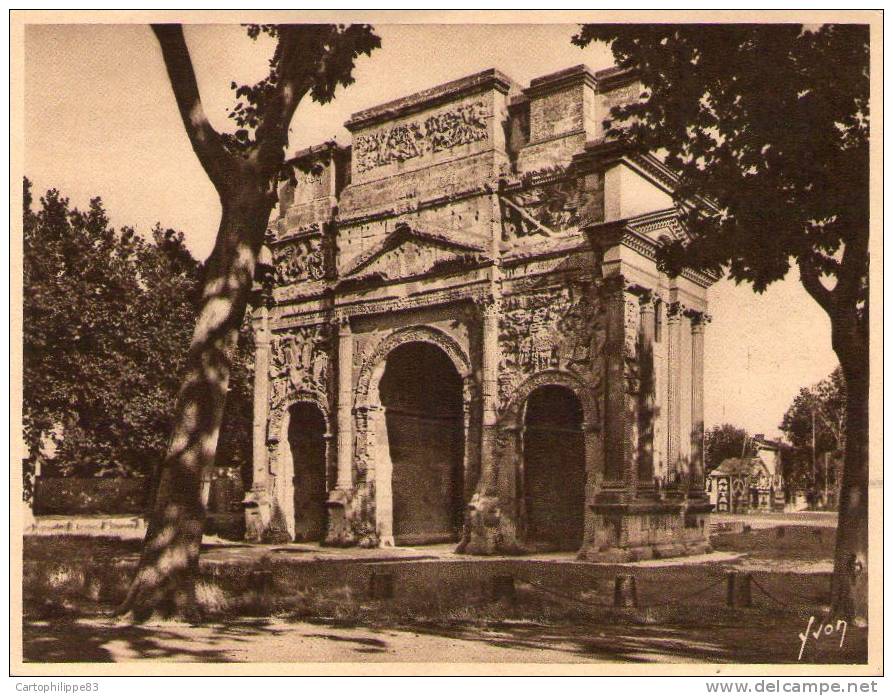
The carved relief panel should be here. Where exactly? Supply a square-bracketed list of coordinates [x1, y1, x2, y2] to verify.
[496, 281, 603, 412]
[353, 100, 490, 174]
[272, 235, 327, 285]
[500, 175, 583, 240]
[268, 324, 333, 413]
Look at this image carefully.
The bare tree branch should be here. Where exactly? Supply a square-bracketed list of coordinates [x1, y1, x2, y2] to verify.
[151, 24, 237, 193]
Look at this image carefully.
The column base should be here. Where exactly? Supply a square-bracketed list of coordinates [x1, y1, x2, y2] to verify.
[578, 497, 713, 562]
[242, 488, 292, 544]
[456, 493, 523, 556]
[322, 488, 359, 547]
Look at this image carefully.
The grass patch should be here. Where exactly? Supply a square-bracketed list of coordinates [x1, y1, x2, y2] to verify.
[711, 525, 835, 561]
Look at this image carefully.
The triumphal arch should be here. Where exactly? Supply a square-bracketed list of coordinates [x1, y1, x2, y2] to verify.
[244, 64, 716, 560]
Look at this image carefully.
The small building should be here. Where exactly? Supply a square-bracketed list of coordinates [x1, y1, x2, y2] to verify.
[246, 64, 719, 560]
[753, 434, 786, 510]
[707, 442, 785, 514]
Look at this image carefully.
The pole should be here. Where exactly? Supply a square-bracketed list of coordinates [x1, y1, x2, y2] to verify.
[811, 407, 817, 508]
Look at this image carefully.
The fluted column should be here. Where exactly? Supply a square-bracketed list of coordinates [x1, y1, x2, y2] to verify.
[637, 293, 656, 487]
[666, 302, 683, 488]
[335, 316, 354, 491]
[480, 298, 501, 492]
[251, 306, 271, 493]
[602, 275, 629, 488]
[244, 305, 274, 541]
[689, 313, 708, 496]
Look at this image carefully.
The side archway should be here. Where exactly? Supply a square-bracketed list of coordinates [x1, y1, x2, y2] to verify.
[268, 390, 333, 541]
[501, 370, 600, 552]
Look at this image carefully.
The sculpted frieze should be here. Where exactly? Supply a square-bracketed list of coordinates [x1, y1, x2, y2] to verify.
[273, 237, 326, 285]
[497, 282, 603, 412]
[269, 325, 332, 411]
[500, 176, 582, 239]
[354, 100, 489, 173]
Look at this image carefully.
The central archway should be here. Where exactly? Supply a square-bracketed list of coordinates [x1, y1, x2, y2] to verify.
[379, 341, 465, 545]
[522, 384, 586, 550]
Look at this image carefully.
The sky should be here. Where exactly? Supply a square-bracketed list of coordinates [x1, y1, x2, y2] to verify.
[22, 23, 840, 439]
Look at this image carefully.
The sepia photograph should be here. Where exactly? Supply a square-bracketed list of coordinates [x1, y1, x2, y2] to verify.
[9, 9, 882, 677]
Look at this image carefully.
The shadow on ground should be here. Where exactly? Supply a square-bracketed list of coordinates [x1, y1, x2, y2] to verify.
[23, 612, 867, 664]
[22, 616, 287, 663]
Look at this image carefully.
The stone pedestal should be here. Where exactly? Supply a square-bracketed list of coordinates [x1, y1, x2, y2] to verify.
[581, 497, 711, 562]
[323, 488, 356, 547]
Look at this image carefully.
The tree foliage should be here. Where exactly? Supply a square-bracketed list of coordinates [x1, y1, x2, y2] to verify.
[779, 367, 847, 491]
[780, 366, 847, 454]
[22, 177, 252, 485]
[704, 423, 755, 474]
[574, 24, 869, 303]
[575, 23, 870, 622]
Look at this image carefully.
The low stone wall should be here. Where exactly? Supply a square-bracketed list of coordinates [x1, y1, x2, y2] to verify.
[32, 477, 149, 516]
[25, 515, 147, 539]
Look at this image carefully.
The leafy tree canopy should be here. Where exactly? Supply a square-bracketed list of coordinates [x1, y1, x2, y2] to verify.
[704, 423, 755, 474]
[781, 366, 847, 457]
[574, 24, 869, 314]
[23, 177, 252, 481]
[574, 26, 871, 621]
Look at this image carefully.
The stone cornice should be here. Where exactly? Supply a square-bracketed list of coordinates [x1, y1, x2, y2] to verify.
[345, 68, 518, 132]
[574, 141, 681, 196]
[524, 64, 598, 98]
[336, 181, 490, 228]
[340, 222, 489, 279]
[285, 140, 343, 167]
[271, 221, 325, 245]
[594, 65, 638, 92]
[585, 210, 720, 288]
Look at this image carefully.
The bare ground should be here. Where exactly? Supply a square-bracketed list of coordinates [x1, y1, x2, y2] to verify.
[22, 516, 865, 665]
[23, 612, 866, 664]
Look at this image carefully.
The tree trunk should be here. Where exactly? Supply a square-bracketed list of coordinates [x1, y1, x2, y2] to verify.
[830, 320, 869, 625]
[118, 199, 269, 621]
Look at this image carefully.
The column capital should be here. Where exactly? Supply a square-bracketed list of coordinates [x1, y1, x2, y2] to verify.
[600, 273, 627, 297]
[667, 301, 685, 320]
[690, 312, 712, 332]
[627, 283, 654, 302]
[477, 294, 502, 317]
[334, 314, 352, 335]
[638, 291, 656, 313]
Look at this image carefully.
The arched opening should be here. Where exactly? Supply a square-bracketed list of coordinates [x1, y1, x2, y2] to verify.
[522, 385, 585, 551]
[287, 401, 328, 542]
[379, 341, 464, 545]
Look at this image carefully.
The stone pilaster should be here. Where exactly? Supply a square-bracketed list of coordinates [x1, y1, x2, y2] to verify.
[459, 185, 515, 555]
[325, 315, 356, 545]
[244, 306, 273, 542]
[666, 301, 683, 489]
[600, 275, 644, 497]
[689, 312, 709, 497]
[335, 317, 354, 490]
[460, 296, 512, 555]
[637, 292, 656, 488]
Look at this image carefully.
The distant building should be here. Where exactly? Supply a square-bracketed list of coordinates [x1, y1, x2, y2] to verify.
[706, 434, 785, 513]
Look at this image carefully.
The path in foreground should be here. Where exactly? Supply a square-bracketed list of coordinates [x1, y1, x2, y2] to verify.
[24, 614, 866, 665]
